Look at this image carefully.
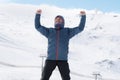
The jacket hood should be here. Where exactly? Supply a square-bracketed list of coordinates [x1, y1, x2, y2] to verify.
[54, 15, 65, 29]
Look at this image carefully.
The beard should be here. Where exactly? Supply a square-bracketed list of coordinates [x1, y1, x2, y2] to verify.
[55, 23, 64, 29]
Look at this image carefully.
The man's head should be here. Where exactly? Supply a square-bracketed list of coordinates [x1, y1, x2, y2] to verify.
[54, 15, 64, 29]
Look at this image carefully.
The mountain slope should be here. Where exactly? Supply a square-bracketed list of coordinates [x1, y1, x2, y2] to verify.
[0, 3, 120, 80]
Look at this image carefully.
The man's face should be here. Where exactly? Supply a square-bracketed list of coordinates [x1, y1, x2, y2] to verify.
[55, 17, 63, 24]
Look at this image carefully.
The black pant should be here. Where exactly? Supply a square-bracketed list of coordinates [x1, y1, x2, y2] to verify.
[41, 60, 70, 80]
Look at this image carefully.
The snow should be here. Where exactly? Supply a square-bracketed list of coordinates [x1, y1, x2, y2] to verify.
[0, 3, 120, 80]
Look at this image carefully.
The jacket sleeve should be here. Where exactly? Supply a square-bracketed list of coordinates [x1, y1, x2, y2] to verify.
[35, 14, 49, 38]
[68, 15, 86, 38]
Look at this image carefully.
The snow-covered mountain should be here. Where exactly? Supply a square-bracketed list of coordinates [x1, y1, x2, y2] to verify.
[0, 3, 120, 80]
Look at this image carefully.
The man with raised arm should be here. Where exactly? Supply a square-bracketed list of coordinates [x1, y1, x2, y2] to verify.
[35, 9, 86, 80]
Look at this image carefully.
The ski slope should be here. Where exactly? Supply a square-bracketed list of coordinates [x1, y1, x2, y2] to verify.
[0, 3, 120, 80]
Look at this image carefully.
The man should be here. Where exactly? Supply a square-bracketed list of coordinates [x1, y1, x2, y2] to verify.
[35, 9, 86, 80]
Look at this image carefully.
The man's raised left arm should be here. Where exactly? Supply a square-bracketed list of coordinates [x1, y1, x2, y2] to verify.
[69, 11, 86, 38]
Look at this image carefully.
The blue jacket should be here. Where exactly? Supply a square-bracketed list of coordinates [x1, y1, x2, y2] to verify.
[35, 14, 86, 60]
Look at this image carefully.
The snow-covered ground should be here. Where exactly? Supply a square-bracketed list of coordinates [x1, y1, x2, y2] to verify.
[0, 3, 120, 80]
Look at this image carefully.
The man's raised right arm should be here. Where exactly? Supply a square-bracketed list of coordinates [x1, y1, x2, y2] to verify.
[35, 9, 49, 38]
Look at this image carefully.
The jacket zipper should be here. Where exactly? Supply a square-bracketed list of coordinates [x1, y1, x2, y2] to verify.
[56, 30, 60, 60]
